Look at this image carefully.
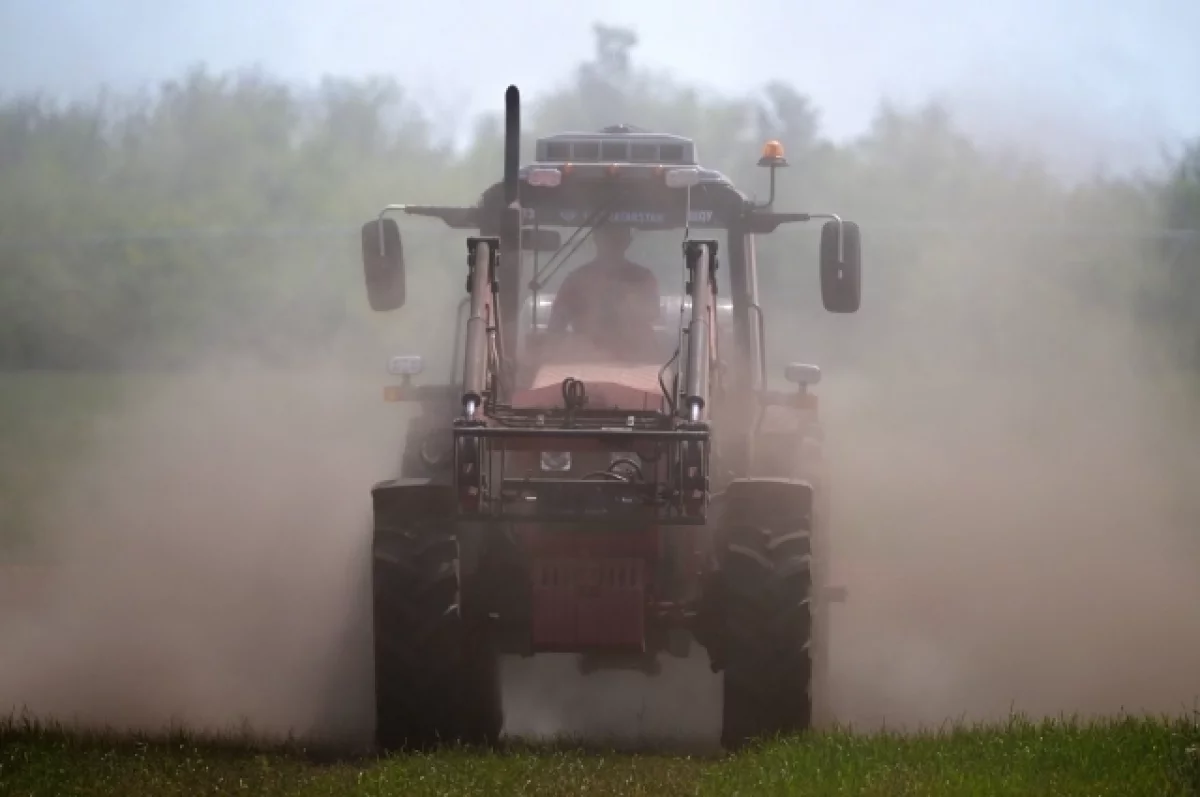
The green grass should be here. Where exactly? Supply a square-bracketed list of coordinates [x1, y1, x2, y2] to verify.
[1, 714, 1197, 797]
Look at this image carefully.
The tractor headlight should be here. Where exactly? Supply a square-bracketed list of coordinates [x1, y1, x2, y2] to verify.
[540, 451, 572, 472]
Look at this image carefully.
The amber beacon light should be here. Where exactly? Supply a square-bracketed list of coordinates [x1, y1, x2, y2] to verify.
[757, 139, 789, 167]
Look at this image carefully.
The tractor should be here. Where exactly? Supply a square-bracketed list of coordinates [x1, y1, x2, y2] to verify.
[359, 85, 861, 752]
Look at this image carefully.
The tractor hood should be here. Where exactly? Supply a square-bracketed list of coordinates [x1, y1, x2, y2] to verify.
[511, 337, 669, 411]
[511, 292, 728, 411]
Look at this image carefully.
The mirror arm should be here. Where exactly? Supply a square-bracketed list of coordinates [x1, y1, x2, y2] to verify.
[806, 212, 845, 261]
[375, 204, 409, 256]
[376, 203, 480, 231]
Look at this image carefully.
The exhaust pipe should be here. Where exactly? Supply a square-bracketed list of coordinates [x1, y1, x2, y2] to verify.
[504, 85, 520, 205]
[495, 84, 522, 388]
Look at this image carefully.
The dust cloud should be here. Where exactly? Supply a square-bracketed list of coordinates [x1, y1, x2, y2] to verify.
[2, 103, 1199, 752]
[810, 123, 1200, 728]
[0, 358, 391, 748]
[0, 346, 723, 749]
[823, 347, 1200, 730]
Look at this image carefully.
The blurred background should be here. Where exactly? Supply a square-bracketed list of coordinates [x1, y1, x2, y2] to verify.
[1, 0, 1197, 378]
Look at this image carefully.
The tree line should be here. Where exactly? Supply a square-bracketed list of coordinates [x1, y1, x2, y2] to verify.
[0, 23, 1196, 376]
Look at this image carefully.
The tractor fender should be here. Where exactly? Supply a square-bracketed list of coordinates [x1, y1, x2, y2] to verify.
[715, 477, 814, 529]
[370, 478, 457, 526]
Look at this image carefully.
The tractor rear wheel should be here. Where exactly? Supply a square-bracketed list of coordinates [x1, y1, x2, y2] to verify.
[701, 479, 814, 749]
[372, 523, 502, 752]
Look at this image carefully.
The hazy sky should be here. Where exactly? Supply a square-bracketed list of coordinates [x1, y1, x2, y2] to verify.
[2, 0, 1197, 174]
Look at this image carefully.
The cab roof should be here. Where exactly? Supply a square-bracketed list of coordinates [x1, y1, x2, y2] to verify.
[477, 125, 752, 231]
[534, 126, 699, 166]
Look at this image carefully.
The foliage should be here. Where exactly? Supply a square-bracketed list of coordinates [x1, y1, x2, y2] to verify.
[0, 23, 1196, 375]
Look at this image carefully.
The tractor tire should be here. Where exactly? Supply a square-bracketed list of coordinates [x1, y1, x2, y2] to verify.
[372, 524, 502, 752]
[700, 479, 814, 750]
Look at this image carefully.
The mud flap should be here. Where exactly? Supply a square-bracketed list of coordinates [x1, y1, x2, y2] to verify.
[371, 478, 456, 527]
[717, 477, 814, 529]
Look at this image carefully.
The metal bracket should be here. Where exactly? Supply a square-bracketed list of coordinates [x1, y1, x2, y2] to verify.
[466, 236, 500, 294]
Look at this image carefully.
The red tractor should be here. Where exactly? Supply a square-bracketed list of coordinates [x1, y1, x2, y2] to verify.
[360, 85, 861, 751]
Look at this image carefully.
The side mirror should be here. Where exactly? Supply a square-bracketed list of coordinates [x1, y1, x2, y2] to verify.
[785, 362, 822, 389]
[522, 227, 563, 253]
[362, 218, 406, 312]
[819, 219, 861, 313]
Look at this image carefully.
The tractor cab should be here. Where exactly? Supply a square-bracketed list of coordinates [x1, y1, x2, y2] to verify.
[503, 128, 737, 407]
[360, 86, 862, 524]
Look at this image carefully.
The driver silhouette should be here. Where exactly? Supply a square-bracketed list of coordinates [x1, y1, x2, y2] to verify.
[547, 225, 661, 357]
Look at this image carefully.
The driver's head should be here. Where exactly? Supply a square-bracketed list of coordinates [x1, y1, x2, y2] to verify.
[593, 224, 633, 260]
